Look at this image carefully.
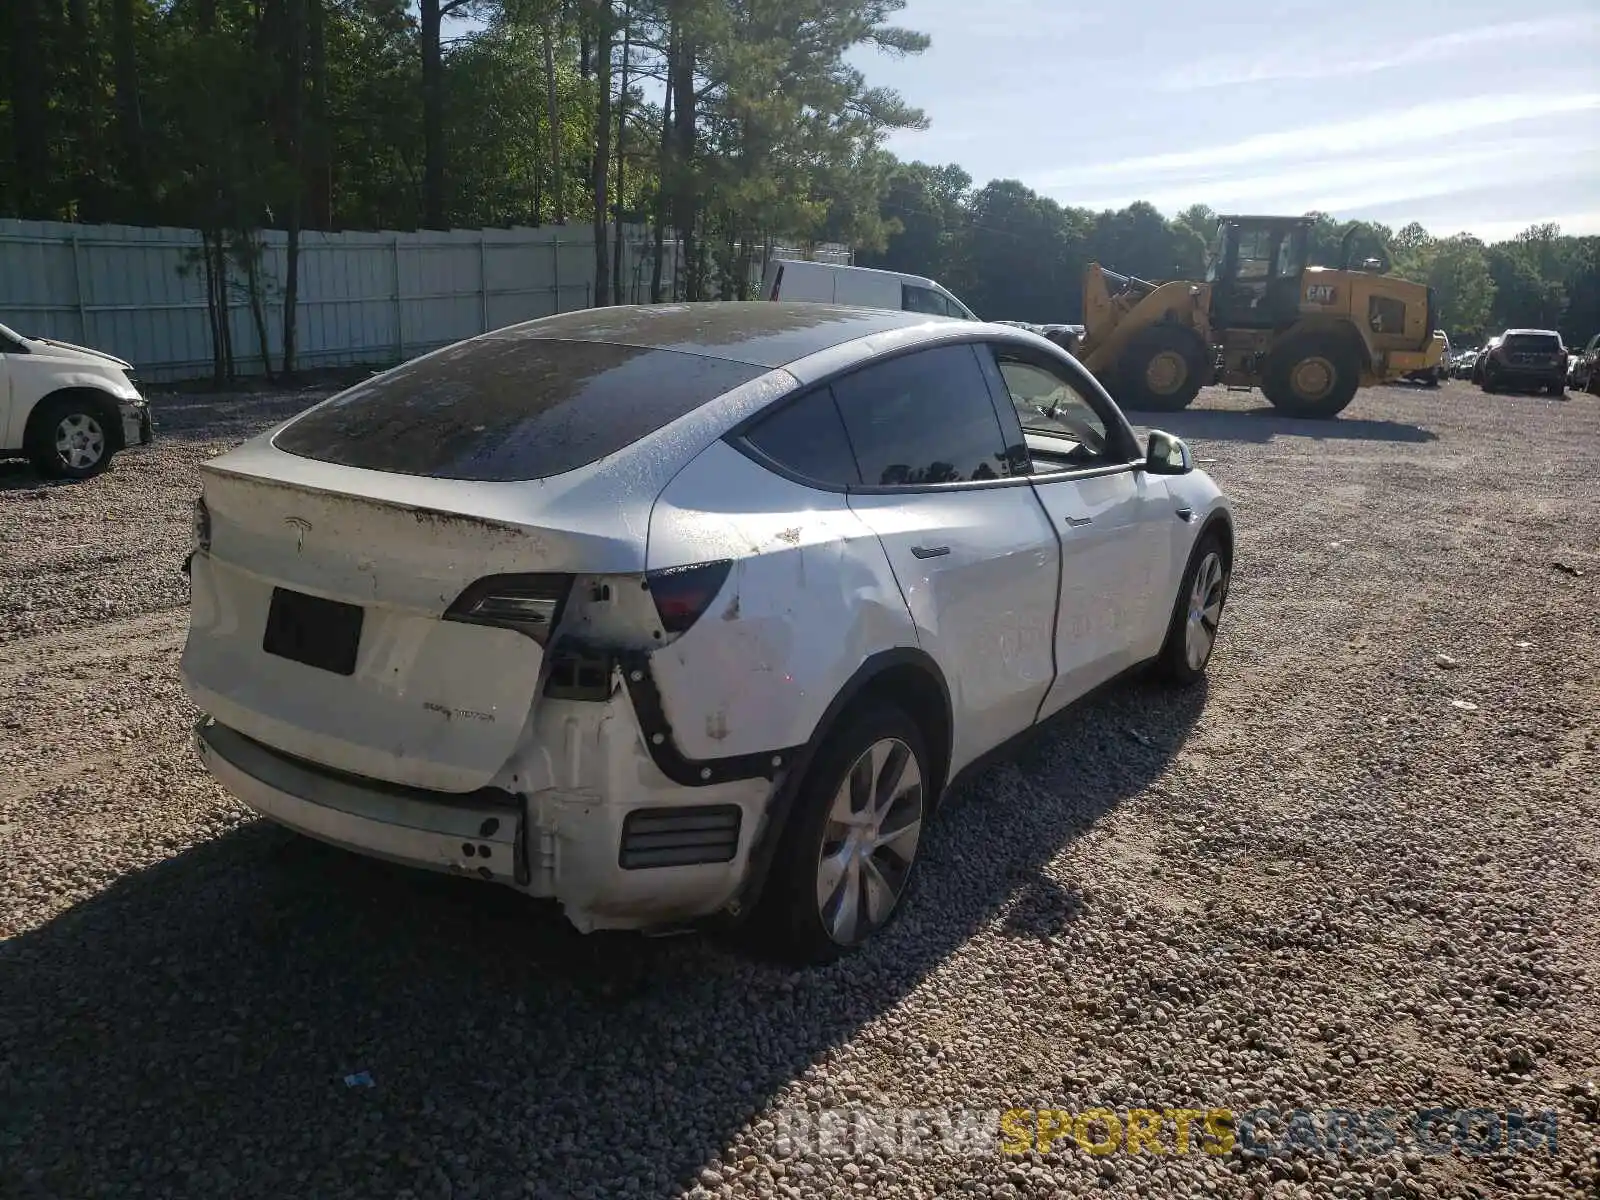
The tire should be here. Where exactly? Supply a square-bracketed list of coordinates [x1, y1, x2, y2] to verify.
[755, 700, 931, 965]
[1548, 382, 1565, 397]
[1155, 530, 1229, 686]
[26, 394, 116, 480]
[1115, 323, 1208, 412]
[1424, 375, 1440, 388]
[1261, 333, 1360, 419]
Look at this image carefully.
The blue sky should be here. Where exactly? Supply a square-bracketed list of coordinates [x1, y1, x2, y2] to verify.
[852, 0, 1600, 240]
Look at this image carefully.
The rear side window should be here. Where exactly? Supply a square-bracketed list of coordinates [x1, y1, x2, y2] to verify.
[830, 344, 1012, 487]
[273, 338, 767, 481]
[742, 389, 861, 487]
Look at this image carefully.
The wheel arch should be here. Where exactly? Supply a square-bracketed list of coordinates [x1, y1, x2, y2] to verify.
[24, 385, 128, 453]
[730, 646, 953, 918]
[1198, 507, 1234, 571]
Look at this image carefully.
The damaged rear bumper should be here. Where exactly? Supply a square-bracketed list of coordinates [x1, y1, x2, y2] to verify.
[191, 710, 776, 933]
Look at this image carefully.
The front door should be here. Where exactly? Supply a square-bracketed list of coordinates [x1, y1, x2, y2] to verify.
[974, 342, 1177, 720]
[827, 342, 1060, 775]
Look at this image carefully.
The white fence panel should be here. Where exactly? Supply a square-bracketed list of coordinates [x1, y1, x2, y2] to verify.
[0, 219, 851, 381]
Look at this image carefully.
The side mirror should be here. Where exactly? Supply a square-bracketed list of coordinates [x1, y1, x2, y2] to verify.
[1143, 430, 1193, 475]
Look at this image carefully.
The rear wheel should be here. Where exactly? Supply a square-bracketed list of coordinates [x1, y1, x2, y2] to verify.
[1116, 324, 1208, 412]
[1261, 334, 1360, 419]
[757, 701, 930, 965]
[1548, 381, 1565, 397]
[26, 394, 116, 480]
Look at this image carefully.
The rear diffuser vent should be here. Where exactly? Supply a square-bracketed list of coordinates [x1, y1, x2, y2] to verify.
[618, 805, 742, 870]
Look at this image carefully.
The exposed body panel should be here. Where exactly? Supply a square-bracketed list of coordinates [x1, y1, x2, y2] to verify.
[643, 438, 917, 762]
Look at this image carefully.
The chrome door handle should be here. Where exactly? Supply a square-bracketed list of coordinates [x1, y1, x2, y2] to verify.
[1175, 507, 1193, 521]
[910, 545, 950, 559]
[1064, 516, 1093, 528]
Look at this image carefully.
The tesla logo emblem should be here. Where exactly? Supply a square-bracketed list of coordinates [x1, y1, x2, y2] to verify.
[284, 516, 312, 552]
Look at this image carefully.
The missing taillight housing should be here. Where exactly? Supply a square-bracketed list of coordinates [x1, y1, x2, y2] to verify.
[645, 560, 732, 635]
[445, 573, 574, 646]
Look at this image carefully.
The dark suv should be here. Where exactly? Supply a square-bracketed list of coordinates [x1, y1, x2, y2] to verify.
[1482, 329, 1568, 395]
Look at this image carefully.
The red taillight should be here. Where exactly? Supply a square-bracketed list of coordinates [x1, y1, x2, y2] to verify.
[444, 573, 573, 646]
[646, 560, 732, 635]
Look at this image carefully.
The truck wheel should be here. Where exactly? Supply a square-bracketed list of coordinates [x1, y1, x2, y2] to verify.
[1116, 324, 1207, 412]
[26, 394, 116, 480]
[757, 700, 930, 965]
[1261, 334, 1360, 419]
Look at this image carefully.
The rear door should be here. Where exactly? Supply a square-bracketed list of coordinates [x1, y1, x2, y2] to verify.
[975, 342, 1178, 718]
[829, 342, 1059, 773]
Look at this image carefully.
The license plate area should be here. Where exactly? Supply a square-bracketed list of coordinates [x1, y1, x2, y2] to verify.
[263, 587, 364, 676]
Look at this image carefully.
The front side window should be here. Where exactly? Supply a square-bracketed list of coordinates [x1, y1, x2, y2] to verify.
[988, 353, 1111, 470]
[902, 285, 952, 317]
[1236, 229, 1273, 280]
[831, 344, 1012, 487]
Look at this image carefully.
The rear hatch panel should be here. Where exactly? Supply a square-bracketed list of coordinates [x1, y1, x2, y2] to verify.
[183, 464, 645, 793]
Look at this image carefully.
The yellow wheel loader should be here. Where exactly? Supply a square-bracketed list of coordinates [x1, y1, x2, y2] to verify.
[1074, 215, 1447, 418]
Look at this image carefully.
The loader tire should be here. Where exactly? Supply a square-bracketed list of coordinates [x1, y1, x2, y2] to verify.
[1261, 334, 1360, 419]
[1116, 324, 1208, 412]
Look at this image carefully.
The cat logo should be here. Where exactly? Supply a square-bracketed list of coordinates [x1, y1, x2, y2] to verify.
[1305, 284, 1337, 305]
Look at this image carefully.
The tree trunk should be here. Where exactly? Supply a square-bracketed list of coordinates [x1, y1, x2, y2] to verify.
[649, 25, 675, 303]
[543, 23, 564, 224]
[305, 0, 331, 229]
[419, 0, 446, 228]
[589, 0, 613, 306]
[109, 0, 151, 220]
[282, 0, 306, 374]
[213, 228, 235, 381]
[241, 237, 277, 383]
[611, 5, 630, 304]
[9, 0, 50, 218]
[668, 12, 700, 299]
[65, 0, 104, 220]
[201, 234, 224, 387]
[668, 19, 698, 299]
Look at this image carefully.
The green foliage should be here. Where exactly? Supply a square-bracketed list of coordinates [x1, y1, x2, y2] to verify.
[866, 180, 1599, 342]
[2, 0, 1596, 346]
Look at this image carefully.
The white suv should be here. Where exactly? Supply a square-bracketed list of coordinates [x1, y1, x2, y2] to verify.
[180, 303, 1233, 962]
[0, 322, 154, 478]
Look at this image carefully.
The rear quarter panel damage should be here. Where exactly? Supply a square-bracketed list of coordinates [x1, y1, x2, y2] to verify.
[643, 438, 917, 762]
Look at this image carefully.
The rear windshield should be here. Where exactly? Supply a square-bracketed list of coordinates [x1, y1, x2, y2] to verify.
[273, 337, 767, 481]
[1503, 333, 1562, 353]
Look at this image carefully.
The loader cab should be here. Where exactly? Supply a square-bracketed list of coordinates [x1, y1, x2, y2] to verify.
[1207, 215, 1311, 330]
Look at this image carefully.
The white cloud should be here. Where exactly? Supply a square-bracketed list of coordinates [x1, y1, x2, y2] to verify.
[1163, 14, 1600, 90]
[1040, 92, 1600, 188]
[1455, 211, 1600, 241]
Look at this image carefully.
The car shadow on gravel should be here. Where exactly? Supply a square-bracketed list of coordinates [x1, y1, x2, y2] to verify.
[1127, 406, 1438, 445]
[0, 675, 1206, 1200]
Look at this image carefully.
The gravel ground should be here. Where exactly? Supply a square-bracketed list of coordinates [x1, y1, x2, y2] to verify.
[2, 379, 1597, 1200]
